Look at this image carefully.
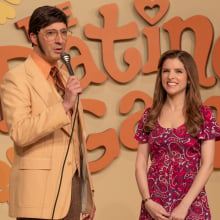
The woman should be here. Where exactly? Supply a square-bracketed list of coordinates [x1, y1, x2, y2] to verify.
[135, 50, 220, 220]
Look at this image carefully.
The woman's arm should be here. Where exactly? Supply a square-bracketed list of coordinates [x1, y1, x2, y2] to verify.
[135, 142, 170, 220]
[170, 139, 215, 220]
[135, 142, 150, 200]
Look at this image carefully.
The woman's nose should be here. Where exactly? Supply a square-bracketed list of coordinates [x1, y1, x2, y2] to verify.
[168, 71, 175, 79]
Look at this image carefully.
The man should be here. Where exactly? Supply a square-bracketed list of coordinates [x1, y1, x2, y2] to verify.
[1, 5, 95, 220]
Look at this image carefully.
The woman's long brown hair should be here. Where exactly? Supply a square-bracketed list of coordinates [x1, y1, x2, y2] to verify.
[144, 50, 204, 137]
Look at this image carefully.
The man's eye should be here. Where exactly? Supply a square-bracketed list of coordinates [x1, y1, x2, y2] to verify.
[47, 31, 56, 35]
[61, 30, 68, 35]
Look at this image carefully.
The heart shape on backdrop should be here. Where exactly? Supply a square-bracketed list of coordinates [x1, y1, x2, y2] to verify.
[134, 0, 170, 25]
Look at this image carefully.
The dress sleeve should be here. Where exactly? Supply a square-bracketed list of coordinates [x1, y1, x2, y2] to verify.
[198, 105, 220, 141]
[134, 108, 151, 143]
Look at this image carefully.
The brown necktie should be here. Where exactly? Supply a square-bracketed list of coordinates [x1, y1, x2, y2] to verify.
[50, 66, 65, 98]
[50, 66, 73, 115]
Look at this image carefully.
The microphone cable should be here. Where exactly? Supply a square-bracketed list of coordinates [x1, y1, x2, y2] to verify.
[52, 52, 79, 219]
[51, 94, 79, 219]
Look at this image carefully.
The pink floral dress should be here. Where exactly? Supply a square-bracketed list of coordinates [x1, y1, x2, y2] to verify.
[135, 105, 220, 220]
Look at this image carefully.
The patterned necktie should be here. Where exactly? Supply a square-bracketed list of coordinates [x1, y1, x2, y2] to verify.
[50, 66, 73, 115]
[50, 66, 65, 98]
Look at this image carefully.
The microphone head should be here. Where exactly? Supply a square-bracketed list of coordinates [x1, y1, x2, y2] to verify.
[60, 52, 71, 64]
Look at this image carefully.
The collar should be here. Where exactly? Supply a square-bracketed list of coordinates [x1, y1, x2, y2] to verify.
[30, 51, 59, 79]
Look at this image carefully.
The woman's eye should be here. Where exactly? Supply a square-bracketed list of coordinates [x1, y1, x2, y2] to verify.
[176, 70, 183, 73]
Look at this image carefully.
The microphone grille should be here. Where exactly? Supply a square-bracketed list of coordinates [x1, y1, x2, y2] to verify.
[60, 52, 71, 64]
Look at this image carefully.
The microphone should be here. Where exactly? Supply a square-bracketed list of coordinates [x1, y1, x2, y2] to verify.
[60, 52, 74, 76]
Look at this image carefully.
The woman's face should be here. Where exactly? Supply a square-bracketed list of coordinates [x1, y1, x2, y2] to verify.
[161, 58, 188, 98]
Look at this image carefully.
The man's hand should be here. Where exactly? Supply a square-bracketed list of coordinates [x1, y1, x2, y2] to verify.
[62, 76, 82, 113]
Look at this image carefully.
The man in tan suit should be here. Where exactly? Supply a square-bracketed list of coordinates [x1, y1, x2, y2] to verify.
[1, 5, 95, 220]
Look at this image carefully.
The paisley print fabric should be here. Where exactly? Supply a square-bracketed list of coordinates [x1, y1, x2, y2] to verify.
[135, 105, 220, 220]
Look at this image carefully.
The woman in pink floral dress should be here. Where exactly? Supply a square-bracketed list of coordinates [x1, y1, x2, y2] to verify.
[135, 50, 220, 220]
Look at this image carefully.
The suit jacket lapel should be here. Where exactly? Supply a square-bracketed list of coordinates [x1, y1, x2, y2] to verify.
[25, 56, 61, 106]
[24, 56, 72, 136]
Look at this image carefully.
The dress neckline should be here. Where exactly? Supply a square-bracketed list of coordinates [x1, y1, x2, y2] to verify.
[156, 119, 185, 130]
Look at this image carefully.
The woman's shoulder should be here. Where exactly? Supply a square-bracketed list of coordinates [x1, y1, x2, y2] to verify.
[139, 107, 151, 123]
[199, 105, 213, 118]
[143, 107, 151, 117]
[144, 107, 151, 113]
[198, 105, 220, 140]
[199, 105, 218, 126]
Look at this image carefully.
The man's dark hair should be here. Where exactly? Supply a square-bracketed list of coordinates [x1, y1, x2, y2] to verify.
[28, 5, 68, 35]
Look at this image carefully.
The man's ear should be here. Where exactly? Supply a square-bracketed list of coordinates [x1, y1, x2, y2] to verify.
[29, 33, 38, 46]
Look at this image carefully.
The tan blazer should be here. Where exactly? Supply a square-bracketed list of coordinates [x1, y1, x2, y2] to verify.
[1, 56, 94, 219]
